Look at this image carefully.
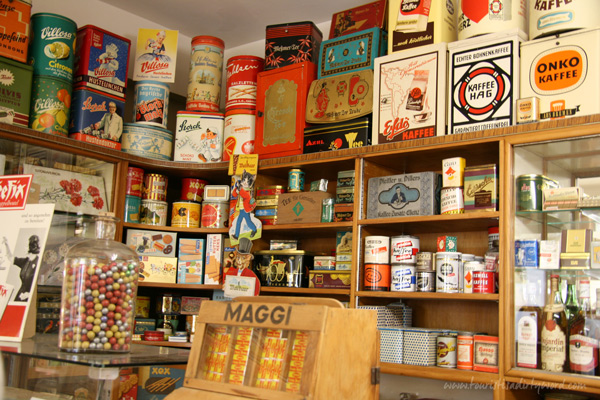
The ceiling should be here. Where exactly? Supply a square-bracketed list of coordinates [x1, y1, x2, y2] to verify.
[99, 0, 371, 48]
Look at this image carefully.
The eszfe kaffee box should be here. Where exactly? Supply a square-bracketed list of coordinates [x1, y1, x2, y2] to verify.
[277, 191, 334, 224]
[367, 172, 441, 218]
[373, 42, 447, 145]
[520, 28, 600, 121]
[448, 29, 526, 135]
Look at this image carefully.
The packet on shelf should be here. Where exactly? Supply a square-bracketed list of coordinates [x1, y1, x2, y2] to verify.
[126, 229, 177, 257]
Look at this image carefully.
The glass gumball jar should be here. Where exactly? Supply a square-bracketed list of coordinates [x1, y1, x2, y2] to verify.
[59, 213, 139, 353]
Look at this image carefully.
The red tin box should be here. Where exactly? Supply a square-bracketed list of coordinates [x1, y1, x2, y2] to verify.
[329, 0, 387, 39]
[265, 21, 322, 71]
[0, 0, 31, 63]
[255, 61, 316, 159]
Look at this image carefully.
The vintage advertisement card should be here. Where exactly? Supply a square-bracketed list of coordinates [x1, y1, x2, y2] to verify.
[133, 28, 179, 82]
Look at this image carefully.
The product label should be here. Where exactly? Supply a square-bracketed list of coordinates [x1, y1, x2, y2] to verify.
[569, 334, 598, 372]
[541, 319, 567, 372]
[517, 312, 538, 368]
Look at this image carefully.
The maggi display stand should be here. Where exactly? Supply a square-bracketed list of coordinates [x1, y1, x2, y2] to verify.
[165, 296, 379, 399]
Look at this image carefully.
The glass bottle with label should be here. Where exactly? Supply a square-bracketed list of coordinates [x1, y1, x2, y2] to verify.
[565, 280, 582, 323]
[541, 274, 568, 372]
[516, 282, 542, 369]
[569, 278, 599, 375]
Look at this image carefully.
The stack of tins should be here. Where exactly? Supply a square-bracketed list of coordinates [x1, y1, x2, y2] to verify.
[0, 0, 33, 128]
[440, 157, 465, 215]
[28, 13, 77, 136]
[68, 25, 131, 150]
[172, 178, 208, 228]
[363, 235, 421, 292]
[253, 185, 286, 226]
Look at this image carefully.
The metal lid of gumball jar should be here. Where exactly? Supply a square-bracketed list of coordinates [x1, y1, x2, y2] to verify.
[59, 212, 140, 353]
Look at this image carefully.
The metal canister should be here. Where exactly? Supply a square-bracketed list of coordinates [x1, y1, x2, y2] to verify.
[28, 13, 77, 81]
[516, 174, 559, 211]
[174, 110, 225, 163]
[225, 55, 264, 111]
[363, 264, 390, 291]
[126, 166, 144, 197]
[121, 123, 173, 161]
[364, 236, 390, 264]
[473, 271, 496, 294]
[201, 200, 229, 228]
[463, 260, 485, 294]
[140, 199, 168, 226]
[457, 332, 474, 370]
[186, 36, 225, 112]
[441, 187, 465, 214]
[391, 235, 420, 264]
[133, 80, 170, 128]
[437, 335, 457, 368]
[288, 168, 305, 192]
[390, 264, 416, 292]
[416, 252, 434, 271]
[223, 109, 256, 161]
[436, 252, 462, 293]
[181, 178, 209, 203]
[29, 76, 72, 136]
[171, 201, 201, 228]
[124, 195, 141, 223]
[142, 173, 168, 201]
[416, 271, 435, 292]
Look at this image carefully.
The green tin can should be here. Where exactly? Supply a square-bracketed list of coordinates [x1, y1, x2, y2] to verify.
[28, 13, 77, 81]
[29, 75, 72, 136]
[516, 174, 559, 211]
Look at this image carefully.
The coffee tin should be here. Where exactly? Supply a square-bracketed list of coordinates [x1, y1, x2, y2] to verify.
[473, 271, 496, 294]
[288, 168, 305, 193]
[364, 236, 390, 264]
[436, 252, 462, 293]
[363, 263, 390, 291]
[126, 166, 144, 197]
[437, 335, 457, 368]
[457, 0, 527, 40]
[0, 0, 31, 63]
[140, 199, 168, 226]
[181, 178, 209, 203]
[29, 75, 72, 136]
[390, 264, 416, 292]
[416, 271, 435, 292]
[28, 13, 77, 81]
[223, 109, 256, 161]
[225, 55, 264, 111]
[142, 173, 168, 202]
[121, 123, 173, 161]
[441, 187, 465, 214]
[133, 80, 169, 128]
[201, 200, 229, 228]
[124, 194, 141, 223]
[171, 201, 201, 228]
[516, 174, 559, 211]
[530, 0, 598, 39]
[442, 157, 466, 187]
[463, 260, 485, 294]
[457, 332, 474, 370]
[391, 235, 420, 264]
[416, 252, 434, 272]
[186, 35, 225, 112]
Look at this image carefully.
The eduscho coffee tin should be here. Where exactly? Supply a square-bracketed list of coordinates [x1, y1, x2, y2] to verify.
[171, 201, 201, 228]
[133, 80, 169, 128]
[225, 55, 264, 111]
[457, 332, 474, 370]
[181, 178, 209, 203]
[416, 271, 435, 292]
[288, 168, 305, 192]
[29, 13, 77, 81]
[201, 200, 228, 228]
[363, 263, 390, 291]
[187, 36, 225, 112]
[436, 252, 461, 293]
[437, 335, 457, 368]
[126, 166, 144, 197]
[142, 173, 168, 202]
[223, 109, 256, 161]
[364, 236, 390, 264]
[390, 264, 416, 292]
[391, 235, 420, 264]
[140, 199, 168, 226]
[124, 195, 141, 223]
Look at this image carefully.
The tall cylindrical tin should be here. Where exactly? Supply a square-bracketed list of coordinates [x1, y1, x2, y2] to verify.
[473, 271, 496, 294]
[416, 271, 435, 292]
[391, 235, 420, 264]
[441, 187, 464, 214]
[437, 335, 457, 368]
[186, 36, 225, 112]
[458, 0, 527, 41]
[29, 75, 72, 136]
[174, 110, 225, 163]
[530, 0, 599, 39]
[457, 332, 474, 370]
[364, 236, 390, 264]
[124, 194, 141, 223]
[140, 199, 168, 226]
[28, 13, 77, 81]
[201, 200, 229, 228]
[363, 263, 390, 291]
[126, 167, 145, 197]
[181, 178, 209, 203]
[225, 55, 264, 111]
[171, 201, 201, 228]
[223, 109, 256, 161]
[133, 80, 169, 128]
[442, 157, 466, 187]
[142, 173, 168, 202]
[288, 168, 305, 193]
[436, 252, 462, 293]
[390, 264, 416, 292]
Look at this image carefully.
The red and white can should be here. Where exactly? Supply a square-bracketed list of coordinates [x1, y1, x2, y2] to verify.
[223, 109, 256, 161]
[126, 166, 144, 197]
[391, 235, 420, 264]
[180, 178, 209, 203]
[364, 236, 390, 264]
[457, 332, 474, 370]
[473, 271, 496, 293]
[225, 55, 264, 111]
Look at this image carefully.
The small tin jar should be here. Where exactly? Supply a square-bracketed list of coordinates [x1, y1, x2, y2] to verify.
[201, 200, 229, 228]
[391, 235, 420, 264]
[225, 55, 264, 111]
[126, 167, 145, 197]
[187, 36, 225, 112]
[171, 201, 201, 228]
[140, 199, 168, 226]
[181, 178, 209, 203]
[223, 109, 256, 161]
[142, 173, 168, 202]
[363, 264, 390, 291]
[416, 251, 434, 272]
[133, 80, 170, 129]
[288, 168, 305, 192]
[437, 335, 457, 368]
[124, 195, 141, 223]
[416, 271, 435, 292]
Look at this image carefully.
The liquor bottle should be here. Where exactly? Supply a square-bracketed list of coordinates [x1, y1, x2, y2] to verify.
[541, 274, 568, 372]
[569, 278, 600, 375]
[565, 280, 582, 323]
[516, 282, 542, 369]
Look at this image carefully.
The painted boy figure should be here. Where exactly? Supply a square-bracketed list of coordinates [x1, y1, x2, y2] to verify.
[231, 170, 258, 241]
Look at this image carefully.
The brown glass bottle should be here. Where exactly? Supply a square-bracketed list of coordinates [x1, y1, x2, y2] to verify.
[541, 274, 568, 372]
[569, 278, 599, 375]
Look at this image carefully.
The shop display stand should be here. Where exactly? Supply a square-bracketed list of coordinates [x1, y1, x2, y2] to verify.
[165, 296, 379, 400]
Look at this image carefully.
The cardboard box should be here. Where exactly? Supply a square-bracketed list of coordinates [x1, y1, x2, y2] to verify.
[177, 238, 205, 284]
[309, 270, 350, 288]
[137, 365, 186, 399]
[277, 191, 334, 224]
[0, 56, 32, 127]
[126, 229, 177, 257]
[329, 0, 386, 39]
[367, 172, 441, 219]
[205, 234, 224, 285]
[139, 256, 177, 284]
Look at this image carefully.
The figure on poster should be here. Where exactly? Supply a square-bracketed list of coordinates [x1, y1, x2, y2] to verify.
[0, 237, 11, 271]
[13, 234, 40, 302]
[141, 30, 171, 62]
[199, 127, 222, 162]
[230, 170, 258, 241]
[390, 185, 406, 205]
[96, 43, 120, 82]
[90, 101, 123, 142]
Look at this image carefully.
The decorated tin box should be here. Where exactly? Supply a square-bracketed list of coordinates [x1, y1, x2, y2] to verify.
[255, 61, 316, 159]
[133, 28, 178, 82]
[388, 0, 456, 54]
[448, 29, 526, 135]
[319, 28, 387, 79]
[303, 116, 370, 153]
[520, 28, 600, 122]
[473, 334, 499, 372]
[264, 21, 322, 71]
[126, 229, 177, 257]
[29, 76, 72, 136]
[73, 25, 131, 98]
[367, 172, 442, 219]
[254, 250, 313, 288]
[0, 55, 32, 127]
[308, 270, 350, 289]
[357, 303, 413, 328]
[373, 43, 447, 145]
[0, 0, 31, 62]
[379, 327, 404, 364]
[121, 123, 173, 161]
[138, 255, 177, 284]
[403, 327, 444, 366]
[277, 191, 334, 224]
[306, 70, 373, 124]
[68, 87, 126, 150]
[464, 164, 498, 212]
[329, 0, 386, 39]
[174, 111, 225, 162]
[133, 80, 170, 129]
[177, 238, 205, 284]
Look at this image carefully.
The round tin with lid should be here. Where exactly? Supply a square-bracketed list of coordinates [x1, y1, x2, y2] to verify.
[457, 332, 474, 370]
[437, 335, 457, 368]
[223, 108, 256, 161]
[171, 201, 201, 228]
[187, 36, 225, 112]
[436, 252, 462, 293]
[142, 173, 168, 201]
[390, 264, 416, 292]
[201, 200, 228, 228]
[363, 263, 390, 291]
[364, 236, 390, 264]
[140, 199, 168, 226]
[225, 55, 264, 111]
[391, 235, 420, 264]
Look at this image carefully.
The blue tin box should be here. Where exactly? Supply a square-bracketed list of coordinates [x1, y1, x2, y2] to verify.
[318, 27, 387, 78]
[515, 239, 539, 268]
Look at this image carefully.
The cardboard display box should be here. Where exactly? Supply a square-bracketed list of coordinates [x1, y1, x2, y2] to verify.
[139, 256, 178, 284]
[277, 191, 334, 224]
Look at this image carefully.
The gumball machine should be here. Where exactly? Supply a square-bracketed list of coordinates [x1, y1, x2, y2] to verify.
[59, 212, 139, 353]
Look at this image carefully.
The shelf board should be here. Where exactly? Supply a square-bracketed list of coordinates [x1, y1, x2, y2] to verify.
[505, 369, 600, 394]
[359, 211, 500, 234]
[133, 340, 192, 349]
[260, 287, 350, 296]
[356, 291, 499, 301]
[123, 222, 229, 234]
[263, 221, 353, 232]
[138, 282, 222, 290]
[381, 363, 498, 384]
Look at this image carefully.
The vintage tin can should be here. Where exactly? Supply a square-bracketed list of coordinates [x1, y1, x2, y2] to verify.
[516, 174, 559, 211]
[201, 200, 228, 228]
[416, 252, 434, 272]
[303, 115, 371, 153]
[28, 13, 77, 81]
[463, 260, 485, 294]
[437, 335, 457, 368]
[391, 235, 420, 264]
[473, 271, 496, 294]
[330, 0, 386, 38]
[464, 164, 498, 212]
[264, 21, 322, 71]
[288, 168, 305, 192]
[124, 194, 141, 223]
[442, 157, 466, 187]
[416, 271, 435, 292]
[0, 55, 33, 127]
[133, 80, 169, 128]
[364, 236, 390, 264]
[181, 178, 208, 203]
[257, 186, 285, 197]
[391, 264, 416, 292]
[142, 173, 168, 202]
[126, 166, 144, 197]
[473, 335, 499, 372]
[363, 263, 390, 291]
[436, 252, 461, 293]
[488, 226, 499, 249]
[457, 0, 527, 40]
[515, 239, 540, 268]
[517, 97, 540, 124]
[174, 110, 225, 162]
[186, 35, 225, 112]
[321, 198, 334, 223]
[171, 201, 201, 228]
[0, 0, 31, 63]
[225, 55, 264, 111]
[29, 75, 72, 136]
[530, 0, 598, 39]
[140, 199, 168, 226]
[314, 256, 336, 271]
[441, 187, 465, 215]
[223, 109, 256, 161]
[457, 332, 474, 370]
[121, 123, 173, 161]
[254, 250, 313, 288]
[73, 25, 131, 98]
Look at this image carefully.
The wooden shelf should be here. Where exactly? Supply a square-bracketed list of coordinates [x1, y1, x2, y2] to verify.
[356, 291, 499, 301]
[504, 371, 600, 395]
[123, 222, 229, 234]
[381, 363, 498, 385]
[138, 282, 222, 290]
[133, 340, 193, 349]
[260, 287, 350, 295]
[358, 211, 500, 234]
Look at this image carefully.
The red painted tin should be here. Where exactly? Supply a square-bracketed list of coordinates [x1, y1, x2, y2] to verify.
[363, 263, 390, 291]
[257, 186, 285, 197]
[201, 200, 228, 228]
[143, 330, 164, 341]
[265, 21, 322, 70]
[0, 0, 31, 63]
[142, 173, 168, 201]
[186, 36, 224, 112]
[180, 178, 209, 203]
[473, 271, 496, 294]
[225, 55, 264, 111]
[223, 108, 256, 161]
[126, 166, 144, 197]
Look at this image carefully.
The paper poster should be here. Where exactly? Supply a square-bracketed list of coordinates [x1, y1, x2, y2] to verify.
[133, 28, 179, 82]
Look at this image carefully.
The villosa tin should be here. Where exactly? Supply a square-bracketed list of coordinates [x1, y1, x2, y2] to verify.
[223, 109, 256, 161]
[186, 36, 225, 112]
[29, 75, 72, 136]
[225, 55, 264, 111]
